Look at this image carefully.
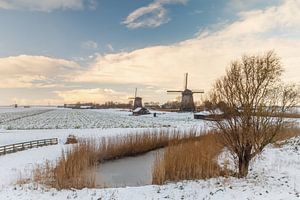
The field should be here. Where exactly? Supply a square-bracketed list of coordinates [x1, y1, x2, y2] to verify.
[0, 107, 299, 200]
[0, 108, 204, 130]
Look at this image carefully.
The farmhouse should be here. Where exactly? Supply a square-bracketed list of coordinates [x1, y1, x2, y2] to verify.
[132, 107, 150, 116]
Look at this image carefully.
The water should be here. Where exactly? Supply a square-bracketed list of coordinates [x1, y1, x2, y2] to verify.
[93, 149, 162, 187]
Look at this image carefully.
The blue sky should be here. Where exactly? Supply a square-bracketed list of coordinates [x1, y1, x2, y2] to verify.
[0, 0, 280, 59]
[0, 0, 230, 59]
[0, 0, 299, 105]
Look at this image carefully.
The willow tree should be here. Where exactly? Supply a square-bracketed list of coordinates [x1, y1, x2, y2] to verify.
[209, 51, 298, 178]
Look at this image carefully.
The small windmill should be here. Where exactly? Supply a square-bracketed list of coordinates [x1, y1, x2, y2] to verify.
[129, 88, 143, 110]
[167, 73, 204, 112]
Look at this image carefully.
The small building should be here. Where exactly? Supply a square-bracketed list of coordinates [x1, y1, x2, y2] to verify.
[132, 107, 150, 116]
[80, 105, 92, 109]
[194, 109, 224, 121]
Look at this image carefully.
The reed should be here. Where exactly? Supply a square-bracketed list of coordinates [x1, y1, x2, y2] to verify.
[152, 132, 228, 185]
[152, 126, 300, 185]
[31, 128, 201, 189]
[273, 125, 300, 143]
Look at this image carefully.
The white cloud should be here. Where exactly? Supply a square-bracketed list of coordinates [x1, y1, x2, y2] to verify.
[122, 0, 188, 29]
[55, 88, 129, 103]
[0, 0, 95, 12]
[1, 0, 300, 105]
[81, 40, 98, 50]
[0, 55, 81, 88]
[228, 0, 279, 10]
[76, 0, 300, 94]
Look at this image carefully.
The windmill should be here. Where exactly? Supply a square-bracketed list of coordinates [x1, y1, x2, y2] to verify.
[167, 73, 204, 112]
[129, 88, 143, 110]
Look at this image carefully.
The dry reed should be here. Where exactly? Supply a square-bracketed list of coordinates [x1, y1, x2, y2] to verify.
[32, 128, 201, 189]
[273, 125, 300, 143]
[152, 125, 300, 185]
[152, 132, 229, 185]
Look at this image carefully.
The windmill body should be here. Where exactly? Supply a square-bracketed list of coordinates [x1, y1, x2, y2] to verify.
[133, 97, 143, 109]
[167, 73, 204, 112]
[129, 88, 143, 110]
[181, 89, 195, 111]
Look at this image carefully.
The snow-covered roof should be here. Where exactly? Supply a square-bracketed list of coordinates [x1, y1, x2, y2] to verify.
[195, 109, 224, 116]
[194, 110, 211, 116]
[133, 107, 143, 112]
[80, 106, 92, 109]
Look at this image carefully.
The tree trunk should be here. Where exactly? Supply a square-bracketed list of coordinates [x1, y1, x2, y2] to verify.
[238, 158, 249, 178]
[237, 143, 252, 178]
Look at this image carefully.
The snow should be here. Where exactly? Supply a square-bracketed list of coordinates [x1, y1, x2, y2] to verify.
[0, 108, 299, 199]
[0, 136, 300, 199]
[0, 108, 205, 130]
[194, 110, 211, 116]
[0, 128, 178, 146]
[195, 109, 224, 116]
[133, 107, 142, 112]
[0, 144, 66, 187]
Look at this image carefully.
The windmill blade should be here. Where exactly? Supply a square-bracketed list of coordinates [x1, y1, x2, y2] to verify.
[192, 90, 205, 93]
[167, 90, 183, 93]
[134, 88, 137, 98]
[184, 73, 188, 90]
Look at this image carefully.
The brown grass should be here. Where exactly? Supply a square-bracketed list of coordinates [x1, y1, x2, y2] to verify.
[24, 126, 300, 189]
[31, 143, 97, 189]
[152, 125, 300, 185]
[152, 132, 229, 185]
[273, 125, 300, 144]
[65, 134, 78, 144]
[31, 128, 201, 189]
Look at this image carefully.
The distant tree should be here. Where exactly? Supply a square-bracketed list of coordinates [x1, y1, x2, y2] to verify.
[144, 102, 161, 109]
[203, 100, 213, 110]
[75, 102, 81, 109]
[161, 101, 181, 109]
[209, 51, 299, 177]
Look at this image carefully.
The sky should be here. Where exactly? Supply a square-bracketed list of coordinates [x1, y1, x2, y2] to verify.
[0, 0, 299, 105]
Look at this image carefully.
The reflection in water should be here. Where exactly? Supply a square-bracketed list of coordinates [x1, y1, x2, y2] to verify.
[94, 149, 162, 187]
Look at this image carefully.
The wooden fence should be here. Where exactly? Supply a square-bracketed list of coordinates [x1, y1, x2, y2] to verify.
[0, 138, 58, 156]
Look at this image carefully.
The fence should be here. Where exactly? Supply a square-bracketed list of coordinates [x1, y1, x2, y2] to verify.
[0, 138, 58, 156]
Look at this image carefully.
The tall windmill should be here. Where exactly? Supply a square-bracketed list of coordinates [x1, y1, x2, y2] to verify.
[167, 73, 204, 112]
[129, 88, 143, 110]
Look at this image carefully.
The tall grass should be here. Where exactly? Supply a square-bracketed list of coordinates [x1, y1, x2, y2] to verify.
[273, 126, 300, 143]
[28, 126, 300, 189]
[152, 132, 228, 185]
[32, 128, 201, 189]
[152, 126, 300, 185]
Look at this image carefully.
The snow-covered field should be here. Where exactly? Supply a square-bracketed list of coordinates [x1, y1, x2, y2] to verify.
[0, 108, 203, 130]
[0, 107, 299, 199]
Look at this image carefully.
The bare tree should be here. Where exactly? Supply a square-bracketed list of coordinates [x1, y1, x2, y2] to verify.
[209, 51, 299, 178]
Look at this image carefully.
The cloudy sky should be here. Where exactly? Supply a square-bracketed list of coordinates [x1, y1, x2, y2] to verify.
[0, 0, 299, 105]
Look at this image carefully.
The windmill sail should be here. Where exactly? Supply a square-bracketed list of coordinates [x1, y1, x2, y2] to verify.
[184, 73, 188, 90]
